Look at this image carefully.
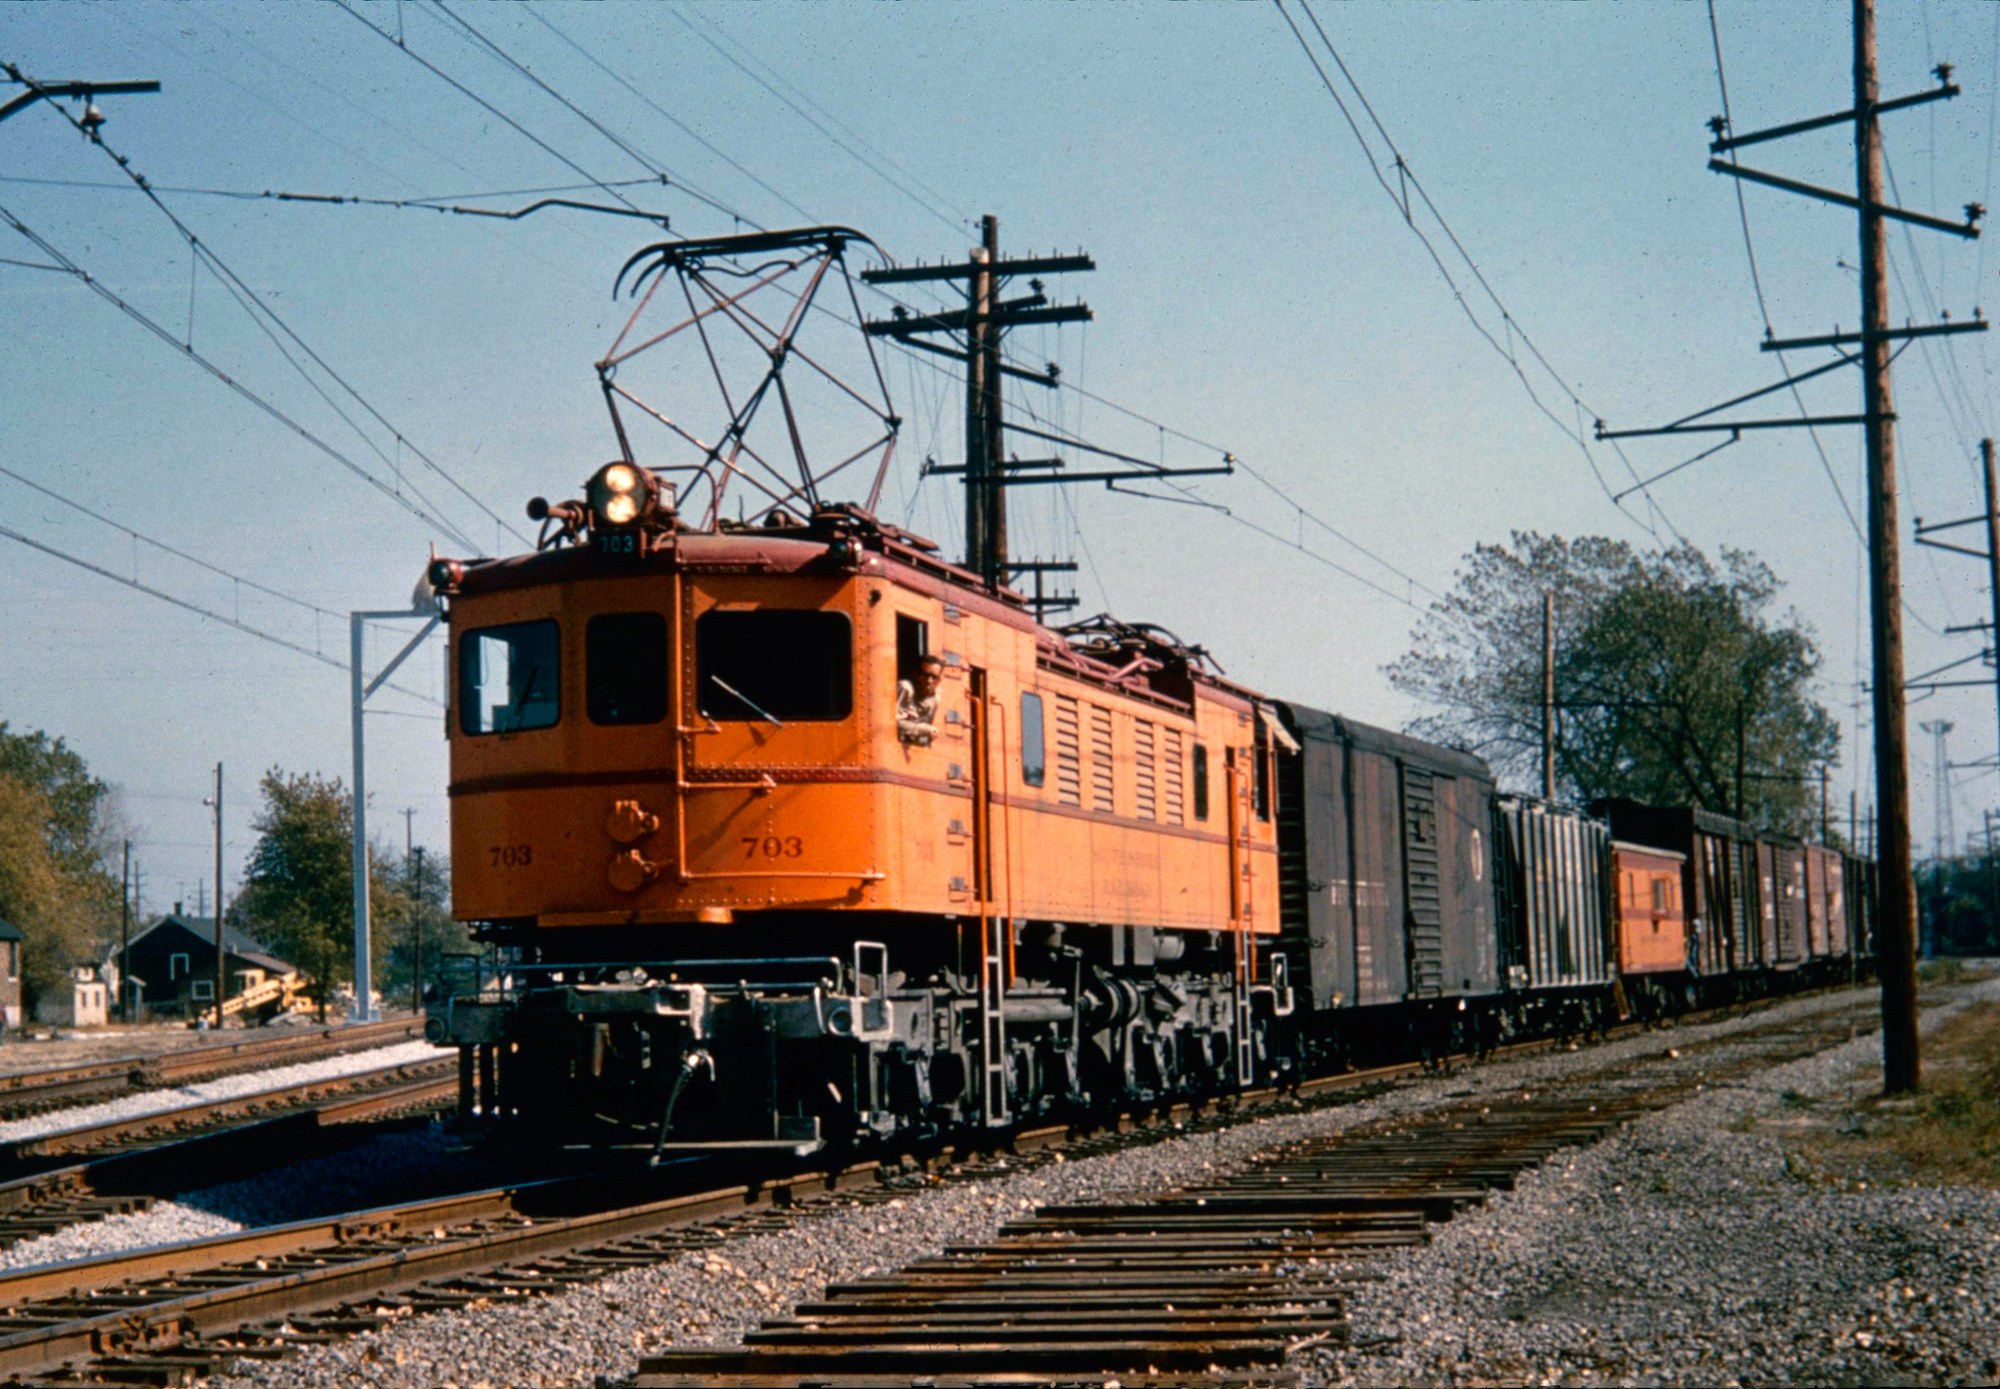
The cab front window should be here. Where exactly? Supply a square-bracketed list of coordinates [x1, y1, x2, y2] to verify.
[696, 609, 852, 722]
[460, 620, 560, 734]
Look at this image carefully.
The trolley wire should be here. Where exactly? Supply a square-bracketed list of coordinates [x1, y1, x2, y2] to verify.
[9, 67, 525, 553]
[0, 202, 484, 555]
[0, 521, 438, 706]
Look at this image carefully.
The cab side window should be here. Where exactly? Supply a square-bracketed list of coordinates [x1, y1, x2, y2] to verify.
[586, 612, 667, 725]
[460, 620, 561, 734]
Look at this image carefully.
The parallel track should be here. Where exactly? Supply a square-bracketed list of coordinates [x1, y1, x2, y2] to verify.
[0, 1020, 424, 1122]
[0, 1072, 460, 1254]
[0, 988, 1877, 1388]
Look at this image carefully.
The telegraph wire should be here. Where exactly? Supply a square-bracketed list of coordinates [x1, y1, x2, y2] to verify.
[1703, 2, 1949, 641]
[0, 522, 438, 706]
[0, 202, 484, 555]
[1273, 0, 1679, 546]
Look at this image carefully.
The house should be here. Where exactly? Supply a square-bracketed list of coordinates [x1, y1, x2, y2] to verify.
[115, 909, 299, 1021]
[0, 920, 20, 1030]
[34, 966, 108, 1028]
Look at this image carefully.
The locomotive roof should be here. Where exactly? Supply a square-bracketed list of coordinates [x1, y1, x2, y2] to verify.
[446, 519, 1262, 714]
[1274, 701, 1495, 783]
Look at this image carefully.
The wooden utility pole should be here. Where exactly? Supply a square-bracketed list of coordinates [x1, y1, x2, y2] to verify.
[1983, 439, 2000, 767]
[1856, 0, 1920, 1092]
[964, 218, 997, 585]
[1541, 592, 1556, 801]
[119, 841, 130, 1022]
[210, 764, 225, 1030]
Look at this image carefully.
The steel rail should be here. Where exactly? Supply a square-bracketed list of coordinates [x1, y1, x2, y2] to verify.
[0, 1054, 453, 1169]
[0, 1018, 422, 1119]
[0, 982, 1882, 1384]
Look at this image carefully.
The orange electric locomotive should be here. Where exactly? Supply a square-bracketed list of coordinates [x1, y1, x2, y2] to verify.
[427, 476, 1291, 1152]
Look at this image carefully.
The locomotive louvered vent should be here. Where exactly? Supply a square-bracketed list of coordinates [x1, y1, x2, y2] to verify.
[1090, 704, 1115, 814]
[1134, 719, 1157, 822]
[1055, 694, 1082, 807]
[1403, 767, 1445, 997]
[1275, 739, 1308, 936]
[1163, 727, 1186, 826]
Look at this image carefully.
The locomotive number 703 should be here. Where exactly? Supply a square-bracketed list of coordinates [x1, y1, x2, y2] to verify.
[743, 836, 805, 859]
[489, 844, 533, 867]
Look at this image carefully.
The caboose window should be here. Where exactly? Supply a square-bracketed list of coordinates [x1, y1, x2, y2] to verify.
[586, 612, 667, 725]
[696, 609, 852, 721]
[460, 621, 561, 735]
[1020, 692, 1046, 787]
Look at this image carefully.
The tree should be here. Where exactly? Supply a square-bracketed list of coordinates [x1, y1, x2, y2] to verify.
[230, 769, 406, 1020]
[0, 725, 121, 1013]
[0, 723, 112, 876]
[383, 849, 472, 1009]
[1387, 534, 1839, 837]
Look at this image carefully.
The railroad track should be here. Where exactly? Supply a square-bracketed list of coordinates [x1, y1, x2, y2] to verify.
[0, 1019, 424, 1122]
[0, 988, 1879, 1388]
[0, 1055, 455, 1181]
[633, 1009, 1879, 1387]
[0, 1071, 460, 1255]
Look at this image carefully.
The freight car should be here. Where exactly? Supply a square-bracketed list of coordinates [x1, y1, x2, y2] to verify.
[423, 466, 1871, 1155]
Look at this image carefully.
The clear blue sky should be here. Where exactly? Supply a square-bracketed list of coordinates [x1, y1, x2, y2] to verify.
[5, 2, 1999, 912]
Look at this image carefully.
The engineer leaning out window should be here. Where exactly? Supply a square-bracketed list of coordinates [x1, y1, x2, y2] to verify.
[897, 654, 944, 745]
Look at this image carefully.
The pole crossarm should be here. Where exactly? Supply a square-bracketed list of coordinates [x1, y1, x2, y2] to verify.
[1914, 535, 1992, 561]
[865, 301, 1093, 336]
[1595, 349, 1866, 440]
[1709, 75, 1958, 153]
[1709, 159, 1983, 238]
[888, 333, 1060, 387]
[861, 252, 1095, 285]
[1597, 413, 1873, 440]
[987, 465, 1237, 488]
[1762, 318, 1985, 352]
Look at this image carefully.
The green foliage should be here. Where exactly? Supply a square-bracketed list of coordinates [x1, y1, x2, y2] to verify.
[1386, 533, 1839, 837]
[230, 769, 407, 1016]
[0, 725, 121, 1012]
[0, 723, 111, 876]
[1919, 859, 2000, 957]
[381, 849, 473, 1009]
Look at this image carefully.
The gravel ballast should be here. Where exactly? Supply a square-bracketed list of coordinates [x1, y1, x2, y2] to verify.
[0, 1039, 449, 1145]
[186, 982, 1965, 1389]
[1305, 971, 2000, 1388]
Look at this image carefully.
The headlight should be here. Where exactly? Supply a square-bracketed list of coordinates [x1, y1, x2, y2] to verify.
[603, 492, 639, 525]
[604, 464, 638, 495]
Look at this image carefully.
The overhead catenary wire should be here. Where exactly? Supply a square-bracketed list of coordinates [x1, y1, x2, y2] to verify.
[423, 0, 752, 228]
[0, 202, 485, 555]
[0, 522, 438, 707]
[669, 6, 969, 237]
[10, 67, 527, 554]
